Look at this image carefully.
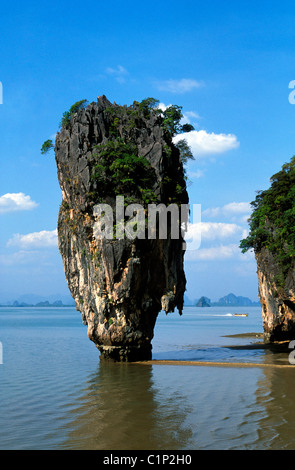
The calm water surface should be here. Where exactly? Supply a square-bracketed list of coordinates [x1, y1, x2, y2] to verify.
[1, 306, 295, 450]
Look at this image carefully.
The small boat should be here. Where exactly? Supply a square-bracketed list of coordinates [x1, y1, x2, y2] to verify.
[233, 313, 248, 317]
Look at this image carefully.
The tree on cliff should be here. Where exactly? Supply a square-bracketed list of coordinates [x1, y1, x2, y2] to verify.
[127, 97, 195, 160]
[41, 139, 54, 155]
[59, 99, 89, 128]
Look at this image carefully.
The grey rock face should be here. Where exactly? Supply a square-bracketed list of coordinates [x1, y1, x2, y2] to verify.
[55, 95, 188, 361]
[256, 247, 295, 342]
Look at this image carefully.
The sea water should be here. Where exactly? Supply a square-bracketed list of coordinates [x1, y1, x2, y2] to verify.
[0, 305, 295, 450]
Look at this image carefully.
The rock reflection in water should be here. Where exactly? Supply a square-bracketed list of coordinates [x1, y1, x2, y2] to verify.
[253, 367, 295, 449]
[60, 358, 295, 450]
[61, 363, 193, 450]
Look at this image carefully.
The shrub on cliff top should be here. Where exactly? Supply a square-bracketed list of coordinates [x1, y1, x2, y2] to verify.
[41, 139, 54, 155]
[59, 99, 89, 129]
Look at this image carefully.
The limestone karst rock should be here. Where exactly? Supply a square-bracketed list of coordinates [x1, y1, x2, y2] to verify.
[256, 248, 295, 342]
[240, 156, 295, 343]
[55, 95, 188, 361]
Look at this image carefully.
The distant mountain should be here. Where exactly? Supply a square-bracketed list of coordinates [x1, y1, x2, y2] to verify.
[196, 296, 211, 307]
[16, 293, 74, 305]
[194, 293, 260, 307]
[35, 300, 65, 307]
[212, 293, 260, 307]
[1, 293, 260, 308]
[0, 298, 75, 307]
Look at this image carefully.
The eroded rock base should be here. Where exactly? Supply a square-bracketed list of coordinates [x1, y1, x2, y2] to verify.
[98, 344, 152, 362]
[257, 248, 295, 343]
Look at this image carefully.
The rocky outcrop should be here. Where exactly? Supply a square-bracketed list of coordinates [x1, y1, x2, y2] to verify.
[256, 247, 295, 342]
[55, 95, 188, 361]
[240, 156, 295, 343]
[196, 296, 211, 307]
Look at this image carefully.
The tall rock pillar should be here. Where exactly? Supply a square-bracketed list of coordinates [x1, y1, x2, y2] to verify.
[55, 95, 188, 361]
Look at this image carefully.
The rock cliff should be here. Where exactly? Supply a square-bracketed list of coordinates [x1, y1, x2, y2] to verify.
[55, 95, 188, 361]
[240, 156, 295, 342]
[256, 248, 295, 341]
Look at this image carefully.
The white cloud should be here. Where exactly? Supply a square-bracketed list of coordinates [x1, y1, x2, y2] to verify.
[106, 65, 128, 83]
[186, 243, 239, 261]
[157, 102, 168, 112]
[222, 202, 251, 214]
[182, 111, 200, 127]
[183, 111, 200, 121]
[7, 229, 58, 249]
[157, 103, 237, 158]
[184, 221, 245, 254]
[190, 222, 243, 241]
[185, 243, 255, 261]
[173, 130, 239, 158]
[155, 78, 204, 94]
[0, 193, 38, 214]
[203, 202, 251, 219]
[184, 217, 254, 262]
[187, 169, 204, 179]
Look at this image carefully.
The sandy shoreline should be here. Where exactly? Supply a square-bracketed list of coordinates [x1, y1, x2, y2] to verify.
[128, 331, 294, 368]
[134, 359, 294, 368]
[132, 333, 293, 368]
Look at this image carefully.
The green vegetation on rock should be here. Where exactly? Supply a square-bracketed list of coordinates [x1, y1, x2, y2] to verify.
[240, 155, 295, 284]
[59, 99, 89, 129]
[42, 96, 194, 209]
[41, 139, 54, 155]
[41, 99, 89, 154]
[174, 139, 194, 165]
[91, 138, 158, 205]
[89, 97, 194, 205]
[41, 97, 195, 167]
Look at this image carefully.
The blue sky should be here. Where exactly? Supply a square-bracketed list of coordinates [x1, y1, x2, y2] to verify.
[0, 0, 295, 303]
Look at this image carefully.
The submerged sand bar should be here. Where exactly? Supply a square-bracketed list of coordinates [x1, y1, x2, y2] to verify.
[134, 360, 294, 368]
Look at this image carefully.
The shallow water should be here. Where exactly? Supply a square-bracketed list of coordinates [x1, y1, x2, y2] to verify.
[0, 306, 295, 450]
